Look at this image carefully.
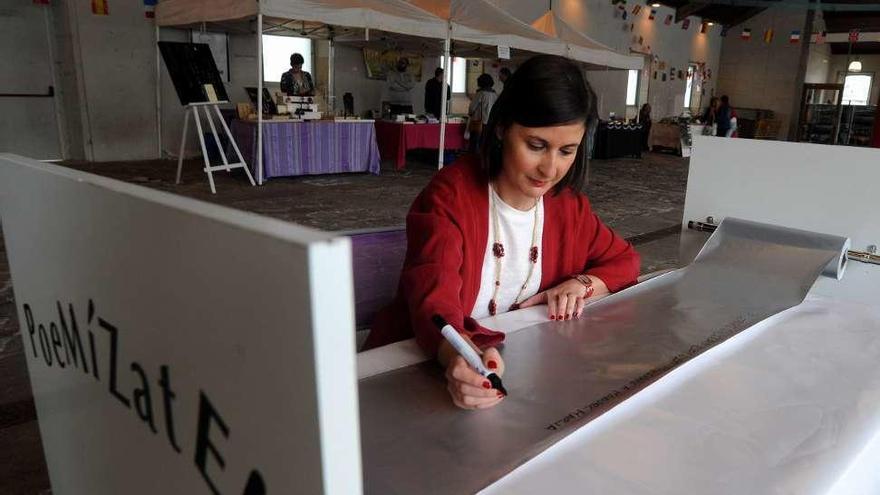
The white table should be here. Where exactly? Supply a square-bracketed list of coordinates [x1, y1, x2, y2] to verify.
[359, 295, 880, 494]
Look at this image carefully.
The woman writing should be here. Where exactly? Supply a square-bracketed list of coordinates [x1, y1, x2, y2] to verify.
[364, 55, 640, 409]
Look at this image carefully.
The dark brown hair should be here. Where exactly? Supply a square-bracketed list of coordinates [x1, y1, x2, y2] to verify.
[480, 55, 598, 194]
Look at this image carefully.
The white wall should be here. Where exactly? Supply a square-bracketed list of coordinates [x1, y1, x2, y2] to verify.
[715, 8, 809, 138]
[64, 1, 158, 161]
[805, 42, 831, 84]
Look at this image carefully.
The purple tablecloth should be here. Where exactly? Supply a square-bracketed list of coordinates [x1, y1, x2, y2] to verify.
[231, 120, 381, 179]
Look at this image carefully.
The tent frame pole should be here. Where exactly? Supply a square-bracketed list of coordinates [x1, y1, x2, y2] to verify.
[155, 24, 162, 159]
[438, 22, 451, 169]
[257, 12, 264, 185]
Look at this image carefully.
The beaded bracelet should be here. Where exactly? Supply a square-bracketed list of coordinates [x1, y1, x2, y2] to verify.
[571, 274, 595, 299]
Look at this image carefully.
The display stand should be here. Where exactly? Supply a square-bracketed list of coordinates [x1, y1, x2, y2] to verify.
[175, 101, 255, 194]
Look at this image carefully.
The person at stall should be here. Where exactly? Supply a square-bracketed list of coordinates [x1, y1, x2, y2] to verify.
[386, 57, 415, 115]
[638, 103, 652, 151]
[364, 55, 640, 410]
[280, 53, 315, 97]
[702, 96, 719, 126]
[499, 67, 512, 87]
[467, 73, 499, 152]
[716, 95, 734, 137]
[424, 67, 451, 119]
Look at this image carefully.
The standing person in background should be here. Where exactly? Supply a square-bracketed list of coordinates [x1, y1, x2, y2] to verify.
[424, 67, 451, 119]
[386, 57, 416, 115]
[716, 95, 733, 137]
[638, 103, 652, 151]
[499, 67, 512, 88]
[280, 53, 315, 97]
[468, 74, 498, 152]
[702, 97, 719, 126]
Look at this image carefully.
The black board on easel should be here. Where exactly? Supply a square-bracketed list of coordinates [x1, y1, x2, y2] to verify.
[158, 41, 229, 105]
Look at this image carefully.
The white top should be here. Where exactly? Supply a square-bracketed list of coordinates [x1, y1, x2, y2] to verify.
[471, 185, 544, 320]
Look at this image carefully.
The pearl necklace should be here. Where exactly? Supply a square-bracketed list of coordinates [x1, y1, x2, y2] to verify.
[488, 186, 540, 316]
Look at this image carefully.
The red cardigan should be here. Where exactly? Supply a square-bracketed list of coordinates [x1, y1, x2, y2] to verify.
[363, 155, 640, 355]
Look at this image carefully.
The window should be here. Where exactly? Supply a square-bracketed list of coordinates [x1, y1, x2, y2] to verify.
[262, 35, 313, 82]
[441, 57, 467, 93]
[626, 69, 639, 106]
[842, 74, 872, 106]
[684, 64, 698, 109]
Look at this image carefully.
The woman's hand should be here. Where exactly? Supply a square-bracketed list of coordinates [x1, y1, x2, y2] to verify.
[438, 338, 505, 410]
[519, 275, 608, 320]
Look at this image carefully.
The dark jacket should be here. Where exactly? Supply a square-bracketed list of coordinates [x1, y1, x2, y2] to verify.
[424, 77, 451, 118]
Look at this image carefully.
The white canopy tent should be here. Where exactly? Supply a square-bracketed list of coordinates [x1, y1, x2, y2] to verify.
[155, 0, 642, 179]
[531, 2, 643, 70]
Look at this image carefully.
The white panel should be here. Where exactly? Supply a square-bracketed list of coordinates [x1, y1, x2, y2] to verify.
[0, 154, 361, 494]
[681, 136, 880, 306]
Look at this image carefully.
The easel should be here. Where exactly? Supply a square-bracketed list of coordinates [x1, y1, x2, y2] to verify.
[176, 101, 255, 194]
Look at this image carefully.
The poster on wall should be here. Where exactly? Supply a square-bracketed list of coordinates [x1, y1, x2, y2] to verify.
[191, 31, 230, 82]
[362, 47, 423, 81]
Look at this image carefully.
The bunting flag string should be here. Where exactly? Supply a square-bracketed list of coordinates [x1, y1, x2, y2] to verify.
[665, 14, 673, 26]
[91, 0, 109, 15]
[144, 0, 156, 18]
[763, 28, 774, 44]
[649, 9, 657, 20]
[632, 4, 642, 15]
[741, 28, 752, 40]
[789, 30, 800, 44]
[682, 18, 691, 30]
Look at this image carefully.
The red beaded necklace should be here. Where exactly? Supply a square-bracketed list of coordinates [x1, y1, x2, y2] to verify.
[488, 187, 540, 316]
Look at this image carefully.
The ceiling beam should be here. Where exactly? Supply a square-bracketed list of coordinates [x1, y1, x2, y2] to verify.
[723, 6, 767, 27]
[676, 2, 710, 23]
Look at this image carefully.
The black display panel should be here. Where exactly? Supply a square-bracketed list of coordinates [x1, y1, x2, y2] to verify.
[158, 41, 229, 105]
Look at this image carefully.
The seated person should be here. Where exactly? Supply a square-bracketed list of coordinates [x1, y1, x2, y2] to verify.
[280, 52, 314, 97]
[364, 55, 640, 410]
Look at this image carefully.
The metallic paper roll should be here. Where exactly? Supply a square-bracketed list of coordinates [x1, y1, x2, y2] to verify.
[359, 217, 850, 495]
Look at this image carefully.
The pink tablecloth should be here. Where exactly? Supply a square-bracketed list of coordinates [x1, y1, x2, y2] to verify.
[374, 121, 467, 169]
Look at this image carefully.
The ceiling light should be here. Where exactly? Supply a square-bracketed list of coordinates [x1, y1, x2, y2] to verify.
[651, 3, 661, 7]
[849, 60, 862, 72]
[707, 22, 714, 26]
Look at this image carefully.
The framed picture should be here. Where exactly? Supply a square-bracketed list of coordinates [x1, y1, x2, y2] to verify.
[363, 47, 423, 81]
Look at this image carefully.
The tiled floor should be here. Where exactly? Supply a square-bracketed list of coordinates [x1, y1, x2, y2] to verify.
[0, 151, 688, 494]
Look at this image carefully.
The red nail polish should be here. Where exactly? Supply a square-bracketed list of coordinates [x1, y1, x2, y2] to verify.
[565, 314, 570, 320]
[482, 381, 491, 389]
[557, 314, 563, 320]
[487, 360, 498, 369]
[550, 315, 555, 320]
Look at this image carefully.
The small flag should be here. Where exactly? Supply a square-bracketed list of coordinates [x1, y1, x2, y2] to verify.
[649, 9, 657, 20]
[665, 14, 673, 26]
[144, 0, 156, 18]
[720, 25, 729, 37]
[763, 28, 774, 44]
[789, 30, 800, 44]
[632, 4, 642, 15]
[682, 18, 691, 30]
[816, 31, 827, 44]
[849, 29, 860, 43]
[91, 0, 109, 15]
[622, 11, 628, 20]
[741, 28, 751, 40]
[700, 22, 708, 34]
